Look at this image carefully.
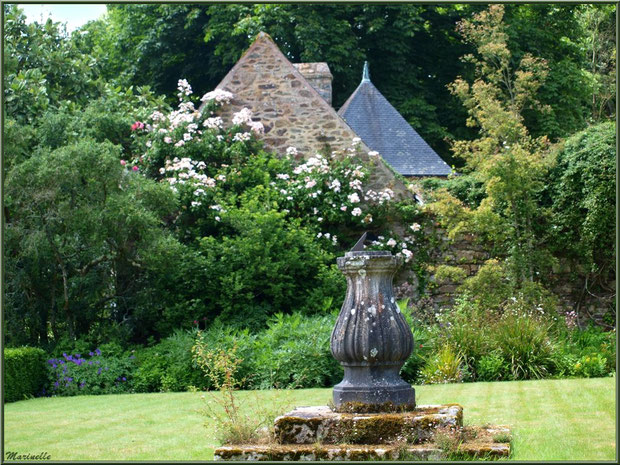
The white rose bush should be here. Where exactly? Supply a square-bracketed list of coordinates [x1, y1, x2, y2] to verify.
[128, 78, 428, 274]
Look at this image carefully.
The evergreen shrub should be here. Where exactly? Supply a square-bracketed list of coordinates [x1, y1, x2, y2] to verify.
[4, 347, 48, 402]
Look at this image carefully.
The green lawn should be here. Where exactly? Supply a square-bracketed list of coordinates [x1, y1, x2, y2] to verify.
[3, 376, 616, 461]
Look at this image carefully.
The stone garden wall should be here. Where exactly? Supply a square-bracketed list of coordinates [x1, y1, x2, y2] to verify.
[395, 218, 615, 327]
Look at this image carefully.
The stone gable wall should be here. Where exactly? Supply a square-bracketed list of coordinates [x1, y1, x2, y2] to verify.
[213, 33, 409, 198]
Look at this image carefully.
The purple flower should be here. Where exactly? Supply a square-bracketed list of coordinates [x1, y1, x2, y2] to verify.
[66, 377, 73, 383]
[121, 377, 126, 382]
[95, 348, 101, 356]
[59, 360, 65, 364]
[97, 368, 102, 375]
[79, 382, 86, 389]
[54, 381, 59, 388]
[89, 351, 94, 356]
[129, 355, 135, 359]
[88, 361, 93, 365]
[105, 367, 109, 371]
[75, 354, 81, 358]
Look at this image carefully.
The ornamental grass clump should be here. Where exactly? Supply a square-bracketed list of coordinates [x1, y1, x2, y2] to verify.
[420, 345, 467, 384]
[493, 312, 555, 380]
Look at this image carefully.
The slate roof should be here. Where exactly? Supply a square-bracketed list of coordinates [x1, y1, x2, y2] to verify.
[338, 64, 452, 177]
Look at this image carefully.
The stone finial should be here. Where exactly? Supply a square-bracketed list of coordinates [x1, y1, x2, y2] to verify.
[362, 61, 371, 82]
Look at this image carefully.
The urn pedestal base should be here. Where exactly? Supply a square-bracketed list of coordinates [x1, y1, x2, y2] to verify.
[333, 384, 415, 412]
[332, 363, 415, 411]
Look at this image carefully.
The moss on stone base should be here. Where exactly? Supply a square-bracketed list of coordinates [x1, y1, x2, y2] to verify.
[335, 401, 415, 414]
[274, 404, 464, 445]
[215, 436, 510, 461]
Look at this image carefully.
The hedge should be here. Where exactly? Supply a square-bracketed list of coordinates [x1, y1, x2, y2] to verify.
[4, 347, 48, 402]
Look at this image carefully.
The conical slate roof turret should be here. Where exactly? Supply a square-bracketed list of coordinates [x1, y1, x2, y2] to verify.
[338, 63, 452, 177]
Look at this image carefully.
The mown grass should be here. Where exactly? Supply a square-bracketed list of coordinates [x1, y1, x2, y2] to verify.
[3, 376, 615, 461]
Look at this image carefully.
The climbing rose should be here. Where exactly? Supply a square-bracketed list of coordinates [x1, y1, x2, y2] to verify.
[131, 121, 145, 131]
[232, 108, 253, 126]
[201, 89, 233, 105]
[348, 193, 360, 204]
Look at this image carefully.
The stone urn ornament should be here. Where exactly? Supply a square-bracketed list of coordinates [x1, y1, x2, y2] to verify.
[330, 232, 416, 412]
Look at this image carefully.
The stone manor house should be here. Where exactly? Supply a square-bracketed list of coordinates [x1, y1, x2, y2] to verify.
[212, 33, 452, 198]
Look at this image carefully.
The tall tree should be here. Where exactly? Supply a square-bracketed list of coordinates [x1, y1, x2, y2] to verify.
[432, 4, 555, 283]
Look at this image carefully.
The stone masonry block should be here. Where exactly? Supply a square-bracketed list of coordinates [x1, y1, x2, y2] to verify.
[274, 404, 463, 445]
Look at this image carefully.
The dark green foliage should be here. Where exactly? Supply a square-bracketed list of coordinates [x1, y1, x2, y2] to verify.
[4, 347, 48, 402]
[549, 122, 616, 276]
[3, 5, 104, 123]
[4, 138, 181, 346]
[193, 313, 341, 391]
[249, 313, 342, 389]
[132, 330, 209, 393]
[199, 210, 343, 330]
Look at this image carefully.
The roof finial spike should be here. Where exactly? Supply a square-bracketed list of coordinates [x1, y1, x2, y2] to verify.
[362, 61, 370, 82]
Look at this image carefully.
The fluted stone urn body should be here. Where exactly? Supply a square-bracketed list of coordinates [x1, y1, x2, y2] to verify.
[330, 251, 415, 411]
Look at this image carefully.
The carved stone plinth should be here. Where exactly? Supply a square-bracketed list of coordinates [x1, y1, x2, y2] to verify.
[274, 404, 463, 445]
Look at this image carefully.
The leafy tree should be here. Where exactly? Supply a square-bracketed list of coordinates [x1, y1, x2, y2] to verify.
[576, 3, 616, 121]
[501, 3, 592, 140]
[4, 139, 180, 346]
[3, 5, 102, 123]
[430, 4, 555, 283]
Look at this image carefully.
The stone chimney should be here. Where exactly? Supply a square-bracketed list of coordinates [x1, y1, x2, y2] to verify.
[293, 62, 333, 105]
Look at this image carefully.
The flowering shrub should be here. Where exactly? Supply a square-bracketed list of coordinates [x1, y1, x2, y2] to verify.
[47, 349, 135, 396]
[113, 79, 432, 329]
[131, 79, 417, 245]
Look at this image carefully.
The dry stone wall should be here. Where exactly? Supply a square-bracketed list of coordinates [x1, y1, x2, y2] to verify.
[395, 218, 614, 326]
